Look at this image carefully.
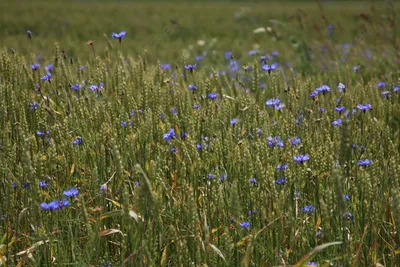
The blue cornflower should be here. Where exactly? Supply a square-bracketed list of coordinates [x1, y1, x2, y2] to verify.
[381, 91, 391, 99]
[170, 148, 178, 153]
[219, 174, 228, 181]
[319, 107, 325, 113]
[71, 83, 80, 91]
[129, 110, 135, 118]
[301, 205, 315, 213]
[60, 198, 70, 208]
[338, 83, 346, 93]
[288, 137, 301, 146]
[89, 85, 98, 91]
[63, 187, 78, 197]
[260, 55, 268, 64]
[271, 51, 279, 57]
[208, 173, 214, 180]
[357, 104, 372, 111]
[72, 137, 83, 146]
[275, 103, 285, 110]
[172, 107, 177, 116]
[306, 262, 318, 266]
[31, 63, 40, 70]
[22, 182, 30, 188]
[262, 63, 278, 73]
[193, 104, 200, 109]
[275, 177, 285, 185]
[195, 55, 203, 61]
[394, 86, 399, 93]
[30, 101, 39, 111]
[160, 63, 171, 70]
[230, 118, 238, 125]
[229, 60, 240, 72]
[80, 66, 85, 72]
[184, 63, 197, 72]
[266, 98, 281, 107]
[293, 154, 309, 163]
[207, 93, 218, 99]
[332, 119, 342, 126]
[249, 177, 257, 187]
[45, 64, 53, 72]
[267, 136, 284, 147]
[188, 84, 198, 91]
[99, 82, 104, 89]
[112, 31, 126, 40]
[276, 163, 288, 171]
[224, 51, 232, 60]
[309, 90, 319, 98]
[248, 50, 259, 56]
[342, 211, 354, 220]
[36, 131, 45, 137]
[196, 143, 203, 150]
[316, 85, 330, 94]
[334, 106, 346, 113]
[27, 30, 32, 38]
[377, 81, 386, 89]
[121, 121, 127, 128]
[344, 194, 350, 201]
[358, 159, 372, 166]
[163, 128, 175, 142]
[12, 182, 17, 188]
[239, 221, 251, 228]
[41, 72, 52, 81]
[257, 128, 262, 137]
[39, 180, 47, 188]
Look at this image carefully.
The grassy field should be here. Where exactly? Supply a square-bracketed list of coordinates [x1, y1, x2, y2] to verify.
[1, 0, 400, 266]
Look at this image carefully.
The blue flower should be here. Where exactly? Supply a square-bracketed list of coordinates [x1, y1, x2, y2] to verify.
[36, 131, 45, 137]
[248, 50, 259, 56]
[229, 60, 240, 72]
[195, 55, 203, 61]
[288, 137, 301, 146]
[184, 63, 197, 72]
[274, 103, 285, 110]
[193, 104, 200, 109]
[249, 177, 257, 187]
[163, 128, 175, 142]
[301, 205, 315, 213]
[306, 262, 318, 266]
[267, 136, 284, 147]
[332, 119, 342, 126]
[293, 154, 309, 163]
[224, 51, 232, 60]
[377, 81, 386, 89]
[27, 30, 32, 38]
[357, 104, 372, 111]
[72, 137, 83, 146]
[41, 72, 52, 81]
[89, 85, 98, 91]
[358, 159, 372, 166]
[275, 177, 285, 185]
[160, 63, 171, 70]
[188, 84, 198, 91]
[342, 211, 354, 220]
[170, 148, 178, 153]
[319, 107, 325, 113]
[196, 143, 203, 150]
[30, 101, 39, 111]
[39, 180, 47, 188]
[207, 93, 218, 99]
[71, 83, 80, 90]
[31, 63, 40, 70]
[208, 173, 215, 180]
[271, 51, 279, 57]
[338, 83, 346, 93]
[230, 118, 238, 125]
[344, 194, 350, 201]
[112, 31, 126, 39]
[262, 63, 278, 73]
[394, 86, 399, 93]
[239, 221, 251, 228]
[316, 85, 330, 94]
[276, 163, 288, 171]
[45, 64, 53, 72]
[334, 106, 346, 113]
[309, 90, 319, 98]
[121, 121, 127, 128]
[266, 98, 281, 107]
[381, 91, 391, 99]
[63, 187, 79, 197]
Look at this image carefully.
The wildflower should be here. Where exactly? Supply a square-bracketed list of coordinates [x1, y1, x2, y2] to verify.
[316, 85, 330, 94]
[274, 103, 285, 110]
[342, 211, 354, 220]
[163, 128, 175, 142]
[89, 85, 98, 91]
[196, 143, 203, 150]
[352, 65, 360, 72]
[293, 154, 309, 163]
[195, 55, 203, 61]
[172, 107, 177, 116]
[72, 137, 83, 146]
[248, 50, 259, 56]
[257, 128, 262, 137]
[71, 83, 80, 91]
[275, 177, 285, 185]
[266, 98, 281, 107]
[31, 63, 40, 70]
[208, 173, 214, 180]
[207, 93, 218, 99]
[36, 131, 45, 137]
[41, 72, 52, 82]
[358, 159, 372, 166]
[394, 86, 399, 93]
[301, 204, 315, 213]
[230, 118, 238, 126]
[334, 106, 346, 113]
[39, 180, 47, 188]
[288, 137, 301, 146]
[100, 184, 108, 191]
[170, 148, 178, 153]
[338, 83, 346, 93]
[160, 63, 171, 70]
[357, 104, 372, 111]
[306, 262, 318, 267]
[219, 174, 228, 181]
[45, 64, 53, 72]
[239, 221, 251, 228]
[377, 81, 386, 89]
[309, 90, 318, 98]
[276, 163, 288, 171]
[193, 104, 200, 109]
[22, 182, 30, 188]
[267, 136, 284, 147]
[332, 119, 342, 126]
[319, 107, 325, 113]
[60, 199, 70, 208]
[260, 55, 268, 64]
[63, 187, 79, 197]
[111, 31, 126, 41]
[344, 194, 350, 201]
[381, 91, 391, 99]
[260, 83, 265, 89]
[271, 51, 279, 57]
[80, 66, 85, 72]
[188, 84, 198, 91]
[262, 63, 278, 73]
[27, 30, 32, 38]
[229, 60, 240, 72]
[224, 51, 232, 60]
[121, 121, 127, 128]
[184, 63, 197, 72]
[249, 177, 257, 187]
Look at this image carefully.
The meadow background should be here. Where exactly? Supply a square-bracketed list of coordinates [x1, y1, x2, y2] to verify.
[0, 0, 400, 266]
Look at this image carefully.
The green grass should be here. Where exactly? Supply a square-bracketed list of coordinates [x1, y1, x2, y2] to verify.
[0, 0, 400, 266]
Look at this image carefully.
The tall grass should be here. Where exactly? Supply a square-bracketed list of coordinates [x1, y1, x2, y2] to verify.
[0, 1, 400, 266]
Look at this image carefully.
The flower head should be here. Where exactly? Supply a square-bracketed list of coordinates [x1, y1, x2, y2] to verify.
[184, 63, 197, 72]
[301, 204, 315, 213]
[71, 83, 80, 91]
[332, 119, 342, 126]
[357, 104, 372, 111]
[239, 221, 251, 228]
[112, 31, 126, 40]
[288, 136, 301, 146]
[275, 177, 285, 185]
[334, 106, 346, 113]
[249, 177, 257, 187]
[293, 154, 309, 163]
[72, 137, 83, 146]
[338, 83, 346, 93]
[358, 159, 372, 166]
[188, 84, 198, 91]
[267, 136, 284, 147]
[160, 63, 171, 70]
[266, 98, 281, 107]
[41, 72, 52, 82]
[230, 118, 238, 126]
[31, 63, 40, 71]
[377, 81, 386, 89]
[63, 187, 78, 197]
[316, 85, 330, 94]
[163, 128, 175, 142]
[207, 93, 218, 99]
[276, 163, 288, 171]
[30, 101, 40, 111]
[45, 64, 53, 72]
[39, 180, 47, 188]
